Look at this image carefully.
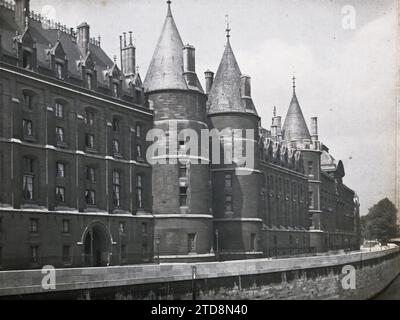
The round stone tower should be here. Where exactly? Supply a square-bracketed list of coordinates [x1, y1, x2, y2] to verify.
[206, 28, 263, 260]
[143, 1, 213, 262]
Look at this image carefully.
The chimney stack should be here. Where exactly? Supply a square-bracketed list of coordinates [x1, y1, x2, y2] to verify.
[15, 0, 30, 33]
[240, 75, 251, 98]
[120, 31, 136, 76]
[204, 70, 214, 94]
[77, 22, 90, 57]
[183, 44, 196, 86]
[310, 117, 318, 141]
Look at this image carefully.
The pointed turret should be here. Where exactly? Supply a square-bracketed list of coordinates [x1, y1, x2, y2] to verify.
[207, 24, 257, 115]
[282, 77, 311, 142]
[144, 1, 202, 92]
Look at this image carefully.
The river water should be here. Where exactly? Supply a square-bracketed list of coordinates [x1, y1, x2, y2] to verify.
[372, 274, 400, 300]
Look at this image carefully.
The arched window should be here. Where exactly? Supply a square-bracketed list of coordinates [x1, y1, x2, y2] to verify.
[113, 171, 121, 207]
[136, 174, 144, 209]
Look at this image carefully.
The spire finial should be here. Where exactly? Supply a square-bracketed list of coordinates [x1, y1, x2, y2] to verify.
[225, 14, 231, 38]
[136, 65, 140, 74]
[113, 55, 117, 64]
[292, 75, 296, 92]
[167, 0, 172, 16]
[273, 106, 276, 117]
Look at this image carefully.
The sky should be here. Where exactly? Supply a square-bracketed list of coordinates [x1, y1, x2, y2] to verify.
[30, 0, 398, 215]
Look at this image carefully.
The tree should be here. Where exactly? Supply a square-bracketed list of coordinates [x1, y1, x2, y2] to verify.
[360, 198, 398, 243]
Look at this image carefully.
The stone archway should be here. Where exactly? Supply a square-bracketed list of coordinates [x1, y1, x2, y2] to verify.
[81, 221, 113, 267]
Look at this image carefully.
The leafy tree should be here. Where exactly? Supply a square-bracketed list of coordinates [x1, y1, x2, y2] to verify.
[360, 198, 398, 243]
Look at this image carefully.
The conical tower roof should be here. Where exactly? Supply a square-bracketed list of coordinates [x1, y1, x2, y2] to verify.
[143, 1, 187, 92]
[207, 34, 257, 115]
[282, 80, 311, 142]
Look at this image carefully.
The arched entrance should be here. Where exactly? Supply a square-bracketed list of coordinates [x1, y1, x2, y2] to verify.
[82, 222, 112, 267]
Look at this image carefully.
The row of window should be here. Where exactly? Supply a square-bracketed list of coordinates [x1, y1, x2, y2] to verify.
[22, 50, 121, 98]
[27, 218, 148, 235]
[22, 157, 145, 208]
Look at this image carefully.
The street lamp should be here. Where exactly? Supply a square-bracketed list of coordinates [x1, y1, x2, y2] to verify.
[119, 224, 124, 265]
[192, 265, 197, 300]
[155, 237, 161, 264]
[215, 229, 219, 261]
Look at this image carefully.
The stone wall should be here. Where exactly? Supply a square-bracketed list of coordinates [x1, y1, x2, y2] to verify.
[0, 247, 398, 299]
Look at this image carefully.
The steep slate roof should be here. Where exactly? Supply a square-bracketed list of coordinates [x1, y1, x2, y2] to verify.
[143, 2, 203, 93]
[0, 3, 120, 87]
[282, 90, 311, 142]
[207, 37, 257, 115]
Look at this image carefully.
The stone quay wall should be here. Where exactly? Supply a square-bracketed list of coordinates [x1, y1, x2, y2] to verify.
[0, 247, 398, 299]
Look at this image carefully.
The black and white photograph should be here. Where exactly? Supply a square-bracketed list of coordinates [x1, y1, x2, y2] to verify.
[0, 0, 399, 307]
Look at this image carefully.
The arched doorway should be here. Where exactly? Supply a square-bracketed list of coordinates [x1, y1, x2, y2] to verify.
[82, 223, 112, 267]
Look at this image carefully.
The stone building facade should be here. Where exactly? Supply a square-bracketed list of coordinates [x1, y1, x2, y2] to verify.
[0, 0, 360, 270]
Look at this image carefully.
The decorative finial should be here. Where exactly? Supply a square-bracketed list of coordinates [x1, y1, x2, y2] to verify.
[167, 0, 172, 16]
[57, 30, 61, 41]
[113, 55, 117, 64]
[136, 65, 140, 74]
[25, 16, 29, 29]
[225, 14, 231, 38]
[98, 35, 101, 45]
[273, 106, 276, 117]
[292, 75, 296, 92]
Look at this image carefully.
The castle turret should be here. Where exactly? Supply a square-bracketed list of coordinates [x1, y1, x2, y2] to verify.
[206, 21, 262, 260]
[282, 77, 323, 251]
[143, 0, 212, 262]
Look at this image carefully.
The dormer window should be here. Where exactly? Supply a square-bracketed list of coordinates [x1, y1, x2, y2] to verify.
[56, 63, 64, 80]
[113, 83, 119, 98]
[86, 73, 93, 90]
[23, 50, 32, 70]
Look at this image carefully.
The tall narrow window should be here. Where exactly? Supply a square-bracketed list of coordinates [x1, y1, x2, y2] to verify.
[23, 93, 33, 110]
[136, 123, 141, 138]
[56, 127, 65, 143]
[225, 194, 233, 212]
[225, 173, 232, 188]
[86, 166, 95, 182]
[56, 63, 63, 80]
[23, 174, 34, 200]
[113, 171, 121, 207]
[179, 187, 188, 207]
[0, 246, 2, 266]
[251, 233, 256, 251]
[85, 190, 96, 205]
[62, 219, 70, 233]
[188, 233, 196, 253]
[29, 218, 38, 233]
[85, 134, 95, 149]
[56, 186, 65, 202]
[142, 223, 147, 234]
[55, 102, 64, 118]
[23, 119, 33, 137]
[308, 191, 314, 209]
[30, 246, 39, 263]
[136, 144, 142, 159]
[113, 139, 120, 155]
[112, 118, 120, 132]
[308, 161, 313, 176]
[62, 245, 71, 264]
[56, 162, 65, 178]
[85, 110, 94, 125]
[136, 175, 143, 209]
[86, 73, 92, 90]
[22, 50, 32, 70]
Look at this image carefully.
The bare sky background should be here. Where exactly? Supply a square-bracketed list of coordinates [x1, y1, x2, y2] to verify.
[30, 0, 398, 215]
